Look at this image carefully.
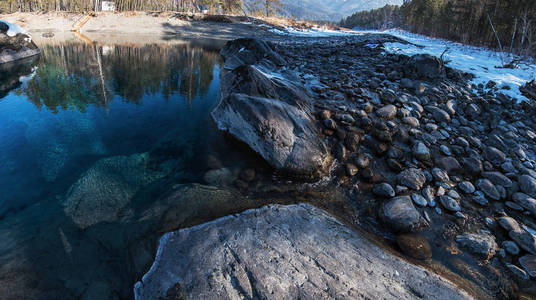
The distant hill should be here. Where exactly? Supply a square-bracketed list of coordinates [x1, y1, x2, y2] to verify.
[246, 0, 404, 21]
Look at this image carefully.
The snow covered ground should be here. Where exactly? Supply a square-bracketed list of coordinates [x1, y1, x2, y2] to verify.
[268, 26, 359, 37]
[270, 25, 536, 102]
[0, 20, 29, 38]
[361, 29, 536, 103]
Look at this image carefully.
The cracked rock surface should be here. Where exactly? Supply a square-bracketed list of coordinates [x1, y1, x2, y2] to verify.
[134, 204, 472, 300]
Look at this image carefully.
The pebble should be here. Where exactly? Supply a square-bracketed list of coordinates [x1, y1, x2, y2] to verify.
[458, 181, 475, 194]
[498, 216, 522, 232]
[397, 168, 426, 190]
[432, 168, 450, 183]
[376, 105, 397, 120]
[477, 179, 500, 201]
[519, 255, 536, 277]
[505, 263, 529, 280]
[439, 195, 461, 212]
[413, 142, 431, 161]
[396, 233, 432, 260]
[519, 175, 536, 198]
[324, 119, 337, 130]
[355, 154, 370, 169]
[440, 145, 451, 156]
[503, 241, 520, 255]
[346, 164, 359, 177]
[373, 183, 395, 198]
[411, 193, 428, 207]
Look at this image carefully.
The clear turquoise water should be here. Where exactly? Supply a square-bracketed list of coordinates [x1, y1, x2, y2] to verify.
[0, 39, 268, 299]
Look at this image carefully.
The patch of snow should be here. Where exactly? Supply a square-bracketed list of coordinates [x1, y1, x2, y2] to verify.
[270, 26, 359, 37]
[357, 29, 536, 102]
[0, 20, 29, 38]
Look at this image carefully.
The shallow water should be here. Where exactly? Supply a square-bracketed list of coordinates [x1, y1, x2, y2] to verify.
[0, 37, 279, 299]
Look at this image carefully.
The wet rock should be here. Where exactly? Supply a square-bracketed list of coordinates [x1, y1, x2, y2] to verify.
[214, 46, 331, 178]
[345, 132, 361, 152]
[482, 171, 513, 188]
[319, 110, 331, 120]
[512, 193, 536, 215]
[518, 175, 536, 198]
[505, 263, 529, 280]
[413, 142, 430, 161]
[519, 255, 536, 277]
[472, 192, 489, 206]
[440, 145, 452, 156]
[465, 103, 481, 117]
[505, 201, 523, 211]
[456, 233, 497, 259]
[462, 157, 483, 175]
[135, 204, 472, 300]
[335, 143, 348, 161]
[509, 230, 536, 255]
[477, 179, 501, 201]
[63, 153, 167, 229]
[340, 113, 355, 124]
[435, 157, 461, 173]
[396, 233, 432, 260]
[346, 164, 359, 177]
[483, 146, 506, 165]
[373, 183, 395, 198]
[425, 106, 451, 123]
[355, 154, 370, 169]
[387, 158, 404, 172]
[397, 168, 426, 190]
[502, 241, 520, 255]
[458, 181, 475, 194]
[376, 104, 397, 120]
[234, 179, 249, 189]
[498, 216, 521, 232]
[204, 168, 236, 186]
[220, 38, 285, 70]
[406, 54, 445, 80]
[439, 196, 461, 212]
[432, 168, 450, 183]
[380, 196, 427, 232]
[324, 119, 337, 130]
[422, 186, 436, 206]
[411, 193, 428, 207]
[239, 169, 256, 182]
[402, 116, 420, 127]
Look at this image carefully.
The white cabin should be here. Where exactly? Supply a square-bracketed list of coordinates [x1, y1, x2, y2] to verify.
[101, 0, 115, 11]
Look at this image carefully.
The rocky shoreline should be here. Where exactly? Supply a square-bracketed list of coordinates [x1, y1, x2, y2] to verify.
[155, 34, 536, 298]
[0, 21, 39, 64]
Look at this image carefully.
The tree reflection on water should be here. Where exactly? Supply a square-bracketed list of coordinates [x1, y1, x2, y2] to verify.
[20, 42, 221, 112]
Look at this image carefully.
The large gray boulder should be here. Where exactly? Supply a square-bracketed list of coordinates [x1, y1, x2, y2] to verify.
[0, 21, 39, 64]
[135, 204, 472, 300]
[213, 39, 331, 177]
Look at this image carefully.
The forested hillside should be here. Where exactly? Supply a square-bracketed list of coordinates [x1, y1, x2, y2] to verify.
[0, 0, 403, 21]
[0, 0, 247, 14]
[340, 0, 536, 57]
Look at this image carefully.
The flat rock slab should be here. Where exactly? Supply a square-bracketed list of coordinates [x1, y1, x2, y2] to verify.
[135, 204, 472, 300]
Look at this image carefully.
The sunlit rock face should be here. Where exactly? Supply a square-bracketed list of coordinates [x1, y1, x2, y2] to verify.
[135, 203, 472, 300]
[0, 21, 40, 64]
[213, 38, 331, 178]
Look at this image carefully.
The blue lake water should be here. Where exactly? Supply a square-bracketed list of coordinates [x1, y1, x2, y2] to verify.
[0, 38, 272, 299]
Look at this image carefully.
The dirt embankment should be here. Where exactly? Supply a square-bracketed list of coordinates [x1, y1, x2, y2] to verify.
[0, 11, 308, 41]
